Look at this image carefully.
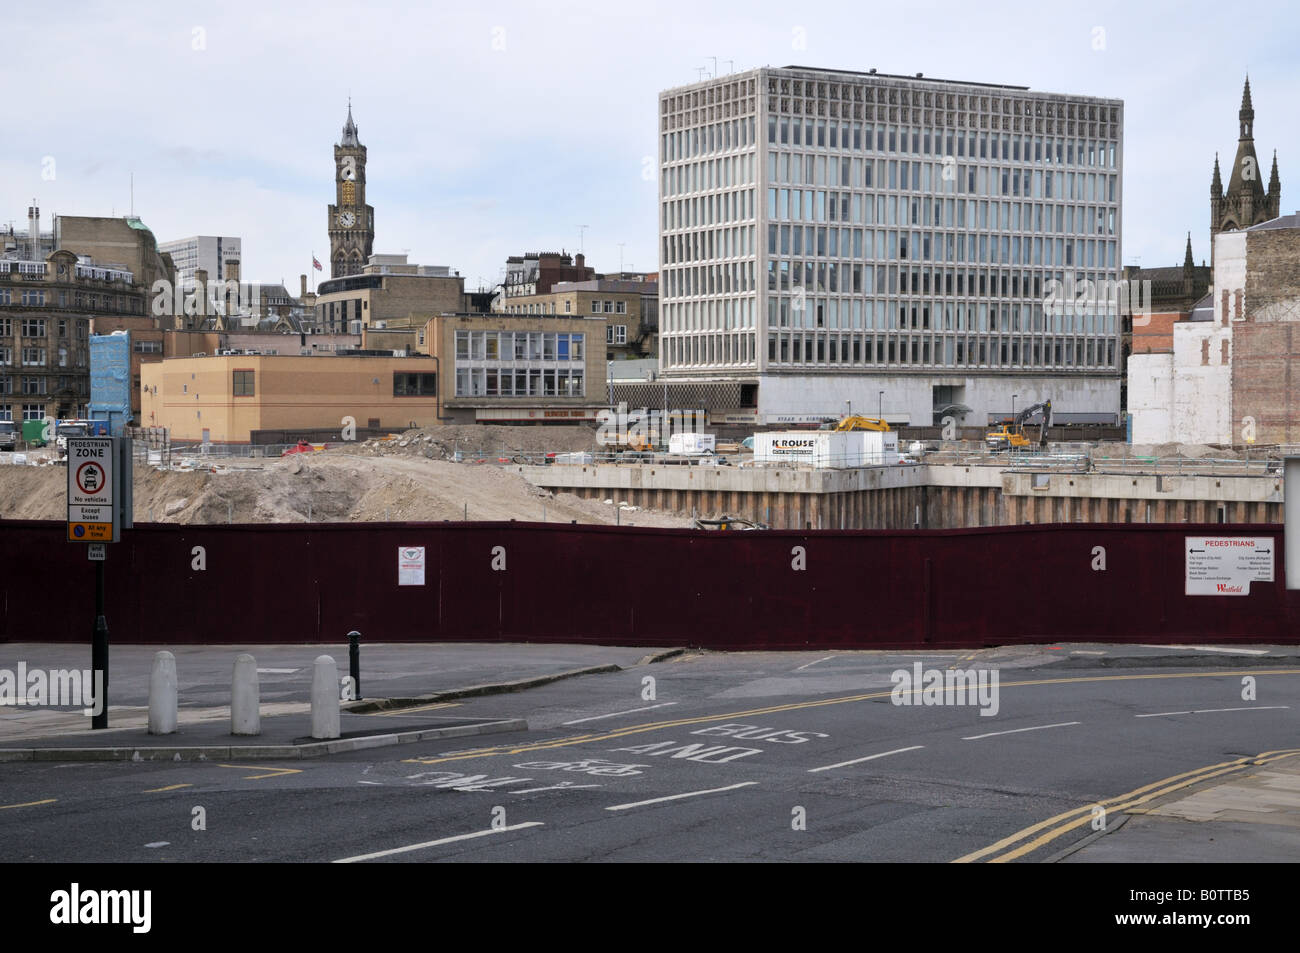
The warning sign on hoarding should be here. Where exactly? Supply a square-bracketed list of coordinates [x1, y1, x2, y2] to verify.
[398, 546, 426, 586]
[1185, 536, 1274, 596]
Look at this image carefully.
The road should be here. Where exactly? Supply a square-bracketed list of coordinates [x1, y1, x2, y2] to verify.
[2, 646, 1297, 863]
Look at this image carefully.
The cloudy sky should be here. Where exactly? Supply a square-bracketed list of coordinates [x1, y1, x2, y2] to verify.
[4, 0, 1297, 291]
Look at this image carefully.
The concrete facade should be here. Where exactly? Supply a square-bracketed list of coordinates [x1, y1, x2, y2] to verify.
[657, 66, 1124, 425]
[425, 312, 610, 424]
[756, 372, 1115, 427]
[520, 459, 1282, 530]
[157, 236, 242, 291]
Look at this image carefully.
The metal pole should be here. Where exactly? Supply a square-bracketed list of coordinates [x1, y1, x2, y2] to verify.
[92, 557, 108, 730]
[348, 630, 361, 699]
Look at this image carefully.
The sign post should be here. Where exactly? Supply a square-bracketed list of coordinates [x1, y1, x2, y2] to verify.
[67, 436, 130, 729]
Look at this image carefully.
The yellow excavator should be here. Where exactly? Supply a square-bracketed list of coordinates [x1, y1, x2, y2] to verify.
[986, 400, 1052, 451]
[820, 415, 891, 432]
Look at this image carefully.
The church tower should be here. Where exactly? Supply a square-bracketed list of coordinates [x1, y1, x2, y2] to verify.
[328, 101, 375, 279]
[1210, 77, 1282, 264]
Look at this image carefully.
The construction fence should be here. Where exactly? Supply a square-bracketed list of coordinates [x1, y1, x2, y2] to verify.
[2, 520, 1297, 648]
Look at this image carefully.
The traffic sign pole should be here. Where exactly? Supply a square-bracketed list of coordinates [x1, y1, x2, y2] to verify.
[92, 557, 108, 730]
[67, 435, 123, 729]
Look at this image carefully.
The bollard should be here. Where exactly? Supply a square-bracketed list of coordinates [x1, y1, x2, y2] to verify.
[348, 630, 361, 699]
[147, 651, 178, 735]
[231, 653, 261, 736]
[311, 655, 341, 739]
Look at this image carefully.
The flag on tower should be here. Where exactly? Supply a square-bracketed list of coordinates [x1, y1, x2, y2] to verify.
[312, 256, 323, 271]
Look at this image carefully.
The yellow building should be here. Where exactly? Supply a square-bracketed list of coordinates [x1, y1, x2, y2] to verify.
[140, 353, 440, 443]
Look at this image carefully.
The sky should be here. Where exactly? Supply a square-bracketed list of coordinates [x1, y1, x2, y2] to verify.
[4, 0, 1298, 292]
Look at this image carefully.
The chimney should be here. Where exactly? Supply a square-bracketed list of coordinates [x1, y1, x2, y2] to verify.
[300, 274, 308, 297]
[224, 258, 240, 282]
[575, 253, 585, 270]
[27, 204, 39, 259]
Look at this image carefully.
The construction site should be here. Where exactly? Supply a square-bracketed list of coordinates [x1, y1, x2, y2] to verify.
[0, 417, 1288, 531]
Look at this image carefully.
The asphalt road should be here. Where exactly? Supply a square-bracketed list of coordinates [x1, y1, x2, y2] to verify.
[2, 646, 1297, 863]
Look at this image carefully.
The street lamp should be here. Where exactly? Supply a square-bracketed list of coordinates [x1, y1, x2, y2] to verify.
[878, 390, 884, 422]
[1012, 394, 1018, 420]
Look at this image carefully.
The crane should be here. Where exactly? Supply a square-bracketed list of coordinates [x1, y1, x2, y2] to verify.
[986, 400, 1052, 451]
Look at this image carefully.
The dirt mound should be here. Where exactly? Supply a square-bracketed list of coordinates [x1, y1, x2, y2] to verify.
[0, 443, 688, 528]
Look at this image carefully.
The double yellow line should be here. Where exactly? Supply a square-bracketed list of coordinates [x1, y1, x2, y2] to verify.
[955, 748, 1300, 863]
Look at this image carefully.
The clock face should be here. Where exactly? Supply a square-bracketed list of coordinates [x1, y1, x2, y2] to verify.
[338, 211, 355, 228]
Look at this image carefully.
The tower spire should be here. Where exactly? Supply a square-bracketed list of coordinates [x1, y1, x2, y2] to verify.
[341, 99, 359, 147]
[1239, 75, 1255, 140]
[1211, 153, 1223, 195]
[1183, 233, 1194, 270]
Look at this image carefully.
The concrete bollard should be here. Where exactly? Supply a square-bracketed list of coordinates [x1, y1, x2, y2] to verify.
[311, 655, 341, 740]
[231, 653, 261, 736]
[147, 651, 178, 735]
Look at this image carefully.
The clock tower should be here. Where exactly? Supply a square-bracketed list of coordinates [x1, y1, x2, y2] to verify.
[328, 100, 375, 279]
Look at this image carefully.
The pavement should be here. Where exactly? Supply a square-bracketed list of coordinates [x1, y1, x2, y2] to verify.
[0, 641, 678, 756]
[0, 639, 1297, 862]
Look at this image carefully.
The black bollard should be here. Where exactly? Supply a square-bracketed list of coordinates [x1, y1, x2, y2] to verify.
[347, 630, 361, 699]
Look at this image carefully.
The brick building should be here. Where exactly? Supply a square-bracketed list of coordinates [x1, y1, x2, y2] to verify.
[502, 251, 595, 298]
[1230, 214, 1300, 444]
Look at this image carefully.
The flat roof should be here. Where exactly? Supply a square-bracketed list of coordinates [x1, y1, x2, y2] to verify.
[781, 64, 1028, 91]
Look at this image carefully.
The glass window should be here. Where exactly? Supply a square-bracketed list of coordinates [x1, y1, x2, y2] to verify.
[232, 370, 255, 397]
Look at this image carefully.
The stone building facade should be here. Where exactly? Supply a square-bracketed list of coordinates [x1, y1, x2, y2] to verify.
[0, 248, 148, 422]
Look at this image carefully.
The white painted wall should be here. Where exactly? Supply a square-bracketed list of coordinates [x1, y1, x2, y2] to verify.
[1214, 231, 1248, 324]
[1128, 352, 1174, 444]
[1170, 320, 1231, 444]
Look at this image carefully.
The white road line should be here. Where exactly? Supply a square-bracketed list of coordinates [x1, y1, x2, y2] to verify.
[1194, 705, 1289, 714]
[605, 782, 758, 812]
[256, 668, 299, 674]
[794, 655, 835, 671]
[332, 822, 544, 863]
[1070, 650, 1106, 656]
[808, 745, 924, 773]
[561, 702, 678, 725]
[1137, 705, 1289, 718]
[963, 721, 1081, 741]
[1136, 644, 1270, 656]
